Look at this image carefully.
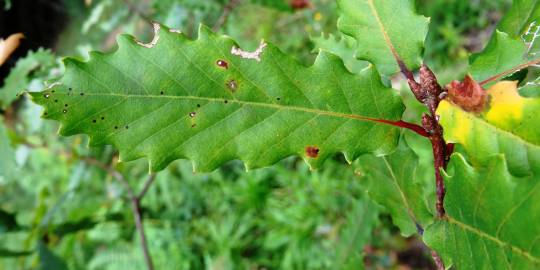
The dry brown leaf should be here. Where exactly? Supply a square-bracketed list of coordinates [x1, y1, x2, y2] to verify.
[0, 33, 25, 66]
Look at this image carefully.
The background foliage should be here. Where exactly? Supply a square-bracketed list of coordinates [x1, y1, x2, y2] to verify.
[0, 0, 522, 269]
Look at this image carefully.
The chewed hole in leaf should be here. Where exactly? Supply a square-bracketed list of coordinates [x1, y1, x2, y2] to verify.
[62, 109, 67, 114]
[189, 112, 196, 117]
[226, 79, 238, 92]
[305, 146, 319, 158]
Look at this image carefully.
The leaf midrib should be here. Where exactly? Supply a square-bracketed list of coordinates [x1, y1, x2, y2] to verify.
[446, 216, 540, 264]
[67, 92, 393, 124]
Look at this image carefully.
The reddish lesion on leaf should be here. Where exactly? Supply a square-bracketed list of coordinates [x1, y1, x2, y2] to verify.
[290, 0, 311, 10]
[305, 146, 319, 158]
[446, 75, 487, 113]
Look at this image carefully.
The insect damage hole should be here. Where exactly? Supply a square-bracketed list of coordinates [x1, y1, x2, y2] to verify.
[226, 79, 238, 92]
[305, 146, 319, 158]
[136, 23, 161, 48]
[231, 40, 267, 62]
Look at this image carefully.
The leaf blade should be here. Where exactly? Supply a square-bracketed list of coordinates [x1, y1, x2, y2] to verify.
[31, 24, 404, 172]
[337, 0, 429, 76]
[424, 154, 540, 268]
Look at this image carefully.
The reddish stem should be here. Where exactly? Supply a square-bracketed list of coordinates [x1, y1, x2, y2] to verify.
[479, 58, 540, 86]
[367, 118, 429, 137]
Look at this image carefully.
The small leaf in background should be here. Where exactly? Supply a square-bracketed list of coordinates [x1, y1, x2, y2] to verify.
[356, 141, 433, 237]
[0, 33, 24, 66]
[498, 0, 540, 38]
[337, 0, 428, 76]
[38, 241, 68, 270]
[310, 33, 368, 74]
[31, 24, 403, 172]
[0, 49, 56, 109]
[424, 154, 540, 269]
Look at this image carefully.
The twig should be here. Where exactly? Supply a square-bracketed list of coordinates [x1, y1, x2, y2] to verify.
[80, 157, 156, 270]
[137, 174, 157, 200]
[213, 0, 242, 32]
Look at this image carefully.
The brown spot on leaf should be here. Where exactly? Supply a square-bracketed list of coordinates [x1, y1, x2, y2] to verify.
[216, 60, 229, 69]
[446, 75, 487, 113]
[305, 146, 319, 158]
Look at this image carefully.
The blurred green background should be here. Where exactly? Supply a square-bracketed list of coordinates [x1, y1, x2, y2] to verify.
[0, 0, 510, 269]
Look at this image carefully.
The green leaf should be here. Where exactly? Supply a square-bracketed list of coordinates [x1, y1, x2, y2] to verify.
[468, 31, 528, 84]
[337, 0, 429, 76]
[31, 24, 403, 172]
[498, 0, 540, 38]
[438, 81, 540, 177]
[38, 241, 68, 270]
[0, 49, 55, 109]
[0, 118, 16, 181]
[424, 154, 540, 269]
[310, 33, 368, 74]
[356, 141, 433, 236]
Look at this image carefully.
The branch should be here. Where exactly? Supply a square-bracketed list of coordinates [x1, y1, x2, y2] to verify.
[137, 174, 157, 200]
[80, 157, 156, 270]
[213, 0, 242, 32]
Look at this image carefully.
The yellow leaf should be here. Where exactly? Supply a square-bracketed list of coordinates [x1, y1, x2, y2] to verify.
[484, 80, 525, 125]
[0, 33, 25, 66]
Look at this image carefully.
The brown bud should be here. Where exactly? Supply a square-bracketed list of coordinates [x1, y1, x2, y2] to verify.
[420, 64, 443, 97]
[446, 75, 487, 113]
[407, 78, 426, 102]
